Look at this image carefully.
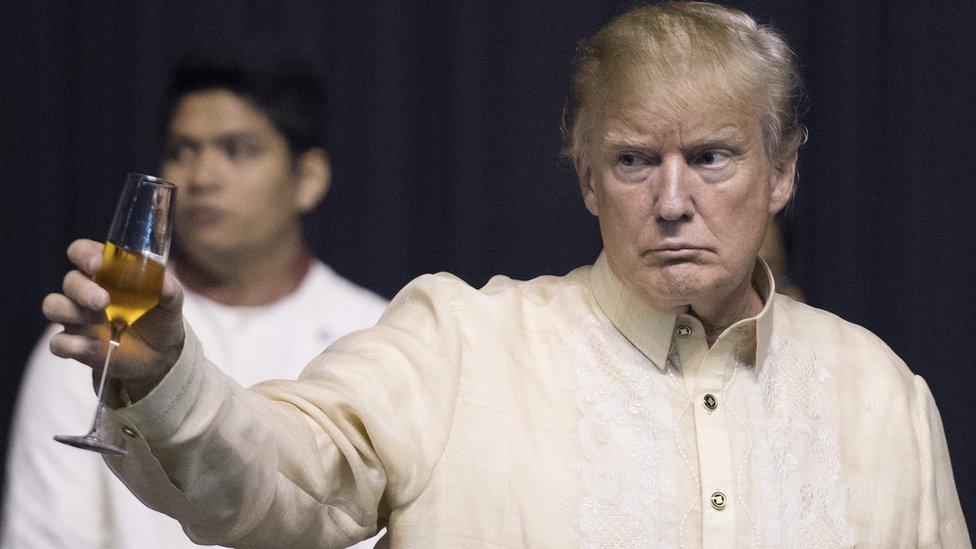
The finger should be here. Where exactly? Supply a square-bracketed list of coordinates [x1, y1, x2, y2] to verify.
[156, 273, 185, 312]
[63, 323, 108, 339]
[62, 270, 110, 311]
[66, 239, 104, 276]
[49, 330, 103, 367]
[42, 292, 107, 326]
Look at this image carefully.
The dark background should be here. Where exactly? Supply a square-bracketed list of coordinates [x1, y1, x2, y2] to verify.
[2, 0, 973, 540]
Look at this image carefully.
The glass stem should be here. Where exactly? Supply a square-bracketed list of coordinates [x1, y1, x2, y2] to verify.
[87, 320, 127, 435]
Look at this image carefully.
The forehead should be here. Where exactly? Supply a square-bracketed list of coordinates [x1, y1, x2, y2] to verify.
[168, 89, 278, 137]
[591, 60, 766, 144]
[601, 102, 761, 148]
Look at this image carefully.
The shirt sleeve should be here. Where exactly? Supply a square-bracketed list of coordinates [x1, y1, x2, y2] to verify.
[912, 375, 972, 547]
[102, 274, 465, 548]
[1, 326, 110, 549]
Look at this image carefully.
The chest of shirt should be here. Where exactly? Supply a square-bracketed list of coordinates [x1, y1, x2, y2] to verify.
[390, 310, 924, 547]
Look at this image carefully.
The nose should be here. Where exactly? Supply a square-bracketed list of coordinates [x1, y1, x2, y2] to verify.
[653, 154, 694, 222]
[186, 147, 222, 193]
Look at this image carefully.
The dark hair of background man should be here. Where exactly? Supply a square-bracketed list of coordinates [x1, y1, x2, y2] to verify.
[1, 2, 973, 540]
[161, 53, 326, 156]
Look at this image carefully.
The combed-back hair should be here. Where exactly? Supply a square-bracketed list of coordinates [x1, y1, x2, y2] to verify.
[563, 1, 806, 176]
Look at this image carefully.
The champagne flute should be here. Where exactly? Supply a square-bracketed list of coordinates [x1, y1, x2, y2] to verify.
[54, 174, 176, 456]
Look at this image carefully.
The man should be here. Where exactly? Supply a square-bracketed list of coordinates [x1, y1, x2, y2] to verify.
[38, 3, 970, 547]
[1, 56, 388, 548]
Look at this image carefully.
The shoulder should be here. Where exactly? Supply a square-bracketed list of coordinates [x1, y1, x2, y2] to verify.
[771, 294, 917, 393]
[311, 261, 388, 309]
[482, 265, 592, 305]
[387, 265, 591, 314]
[304, 261, 389, 324]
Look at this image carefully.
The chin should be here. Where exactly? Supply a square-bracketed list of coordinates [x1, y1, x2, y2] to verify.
[182, 235, 239, 259]
[636, 262, 717, 307]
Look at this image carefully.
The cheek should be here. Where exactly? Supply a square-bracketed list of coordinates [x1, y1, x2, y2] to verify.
[246, 177, 300, 227]
[596, 184, 648, 239]
[160, 159, 193, 184]
[703, 190, 769, 258]
[159, 161, 179, 181]
[596, 171, 652, 217]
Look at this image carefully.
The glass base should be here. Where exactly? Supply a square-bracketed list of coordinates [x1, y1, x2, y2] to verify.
[54, 434, 126, 456]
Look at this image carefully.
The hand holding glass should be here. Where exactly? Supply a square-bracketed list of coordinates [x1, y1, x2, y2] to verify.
[54, 174, 175, 456]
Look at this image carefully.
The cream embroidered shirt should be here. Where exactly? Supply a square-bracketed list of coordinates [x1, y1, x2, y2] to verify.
[103, 254, 970, 548]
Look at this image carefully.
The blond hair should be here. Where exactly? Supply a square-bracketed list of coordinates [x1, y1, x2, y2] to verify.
[564, 1, 805, 175]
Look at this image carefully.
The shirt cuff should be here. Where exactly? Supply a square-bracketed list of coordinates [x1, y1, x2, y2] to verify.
[113, 319, 206, 442]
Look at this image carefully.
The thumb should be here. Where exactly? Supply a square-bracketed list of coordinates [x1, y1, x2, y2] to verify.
[156, 272, 185, 313]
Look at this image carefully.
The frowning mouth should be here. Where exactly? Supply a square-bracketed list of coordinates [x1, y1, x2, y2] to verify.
[643, 246, 712, 261]
[647, 244, 712, 253]
[649, 245, 708, 252]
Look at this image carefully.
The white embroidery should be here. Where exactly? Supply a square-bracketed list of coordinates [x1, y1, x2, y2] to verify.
[757, 337, 856, 547]
[574, 317, 688, 548]
[574, 316, 855, 548]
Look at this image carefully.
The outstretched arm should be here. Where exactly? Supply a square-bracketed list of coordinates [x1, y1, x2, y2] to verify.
[43, 240, 461, 547]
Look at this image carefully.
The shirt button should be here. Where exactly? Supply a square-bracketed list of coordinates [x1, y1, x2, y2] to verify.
[710, 491, 727, 510]
[675, 325, 692, 338]
[121, 426, 138, 438]
[703, 394, 718, 410]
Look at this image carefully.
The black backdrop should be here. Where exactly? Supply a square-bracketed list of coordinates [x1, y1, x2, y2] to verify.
[2, 0, 974, 539]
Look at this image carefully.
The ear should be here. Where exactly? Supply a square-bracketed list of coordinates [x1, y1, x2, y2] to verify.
[577, 159, 600, 217]
[294, 148, 331, 214]
[768, 154, 796, 215]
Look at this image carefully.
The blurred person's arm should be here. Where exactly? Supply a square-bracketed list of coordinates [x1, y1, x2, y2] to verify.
[2, 326, 109, 548]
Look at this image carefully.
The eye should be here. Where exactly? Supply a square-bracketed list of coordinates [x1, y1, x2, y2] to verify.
[694, 150, 732, 169]
[224, 140, 262, 162]
[164, 143, 195, 164]
[616, 151, 651, 170]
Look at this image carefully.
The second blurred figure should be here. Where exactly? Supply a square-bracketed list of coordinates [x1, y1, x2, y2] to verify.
[2, 55, 389, 548]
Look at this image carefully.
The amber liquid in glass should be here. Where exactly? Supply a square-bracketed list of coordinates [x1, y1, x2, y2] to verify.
[95, 241, 165, 326]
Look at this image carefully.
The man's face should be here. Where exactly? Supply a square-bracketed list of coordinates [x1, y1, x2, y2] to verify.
[162, 89, 306, 261]
[580, 101, 794, 314]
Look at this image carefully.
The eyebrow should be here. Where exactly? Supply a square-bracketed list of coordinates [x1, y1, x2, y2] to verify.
[167, 131, 264, 146]
[602, 124, 748, 152]
[683, 125, 747, 146]
[684, 139, 746, 154]
[602, 134, 651, 151]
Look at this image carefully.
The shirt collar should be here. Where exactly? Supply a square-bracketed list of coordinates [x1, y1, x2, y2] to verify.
[589, 252, 677, 371]
[588, 251, 777, 372]
[753, 258, 775, 373]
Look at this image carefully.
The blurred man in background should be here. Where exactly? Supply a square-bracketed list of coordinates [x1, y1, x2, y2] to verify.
[1, 55, 388, 548]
